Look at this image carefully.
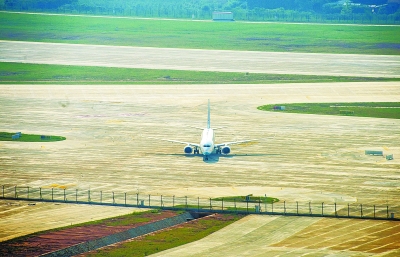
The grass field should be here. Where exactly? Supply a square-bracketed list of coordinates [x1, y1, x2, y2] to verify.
[212, 195, 279, 204]
[1, 12, 400, 55]
[0, 132, 66, 142]
[1, 62, 399, 84]
[258, 102, 400, 119]
[85, 214, 241, 257]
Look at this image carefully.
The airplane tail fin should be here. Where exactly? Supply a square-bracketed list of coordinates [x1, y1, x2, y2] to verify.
[207, 99, 210, 129]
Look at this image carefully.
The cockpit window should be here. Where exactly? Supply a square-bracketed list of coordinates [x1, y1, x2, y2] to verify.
[203, 144, 211, 147]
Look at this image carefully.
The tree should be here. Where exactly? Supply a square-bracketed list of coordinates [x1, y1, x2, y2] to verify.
[341, 0, 353, 15]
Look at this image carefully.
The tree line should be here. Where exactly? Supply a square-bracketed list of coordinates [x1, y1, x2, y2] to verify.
[1, 0, 399, 23]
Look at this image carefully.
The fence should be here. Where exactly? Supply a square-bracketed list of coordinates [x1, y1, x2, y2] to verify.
[1, 185, 398, 221]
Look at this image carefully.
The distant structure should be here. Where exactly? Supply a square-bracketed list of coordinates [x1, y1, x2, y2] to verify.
[386, 154, 394, 160]
[365, 150, 383, 156]
[273, 106, 286, 111]
[11, 132, 21, 140]
[212, 12, 234, 21]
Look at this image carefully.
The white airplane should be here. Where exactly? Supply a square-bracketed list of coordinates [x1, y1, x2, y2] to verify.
[163, 100, 255, 162]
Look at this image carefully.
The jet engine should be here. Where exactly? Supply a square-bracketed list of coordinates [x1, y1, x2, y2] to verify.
[221, 146, 231, 155]
[184, 145, 193, 154]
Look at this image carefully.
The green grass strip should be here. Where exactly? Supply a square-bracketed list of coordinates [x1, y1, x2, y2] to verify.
[212, 195, 279, 204]
[1, 62, 399, 84]
[85, 214, 242, 257]
[258, 102, 400, 119]
[0, 132, 66, 142]
[1, 12, 400, 55]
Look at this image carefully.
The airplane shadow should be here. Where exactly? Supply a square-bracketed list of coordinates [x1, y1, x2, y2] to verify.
[154, 153, 280, 164]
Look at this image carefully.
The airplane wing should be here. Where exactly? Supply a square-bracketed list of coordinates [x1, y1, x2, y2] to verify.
[162, 139, 200, 147]
[215, 140, 256, 147]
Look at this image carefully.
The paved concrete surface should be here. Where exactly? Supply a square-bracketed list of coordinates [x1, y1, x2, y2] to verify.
[150, 215, 400, 256]
[1, 40, 399, 77]
[0, 200, 144, 242]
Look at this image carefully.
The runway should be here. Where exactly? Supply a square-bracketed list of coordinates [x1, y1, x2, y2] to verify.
[1, 40, 400, 77]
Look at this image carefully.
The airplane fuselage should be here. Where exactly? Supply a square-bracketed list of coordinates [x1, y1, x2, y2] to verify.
[200, 128, 215, 155]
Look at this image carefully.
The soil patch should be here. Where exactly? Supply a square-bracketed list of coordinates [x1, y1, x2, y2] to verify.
[0, 210, 178, 257]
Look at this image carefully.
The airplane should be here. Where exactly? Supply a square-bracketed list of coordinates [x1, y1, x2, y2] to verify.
[162, 100, 256, 163]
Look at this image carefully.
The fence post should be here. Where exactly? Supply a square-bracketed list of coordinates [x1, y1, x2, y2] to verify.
[309, 201, 312, 215]
[40, 187, 42, 200]
[348, 203, 350, 217]
[374, 205, 376, 219]
[247, 199, 249, 214]
[322, 202, 324, 217]
[209, 198, 212, 211]
[265, 196, 267, 213]
[136, 193, 138, 207]
[360, 204, 363, 218]
[14, 186, 17, 199]
[88, 189, 91, 203]
[335, 203, 337, 217]
[185, 196, 188, 209]
[387, 206, 389, 219]
[296, 201, 299, 215]
[284, 201, 286, 215]
[148, 194, 151, 207]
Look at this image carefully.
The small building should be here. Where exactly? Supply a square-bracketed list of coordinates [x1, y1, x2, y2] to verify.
[212, 12, 234, 21]
[273, 106, 286, 111]
[365, 150, 383, 156]
[386, 154, 394, 160]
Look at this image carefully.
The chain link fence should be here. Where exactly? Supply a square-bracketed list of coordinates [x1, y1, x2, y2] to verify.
[1, 185, 398, 221]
